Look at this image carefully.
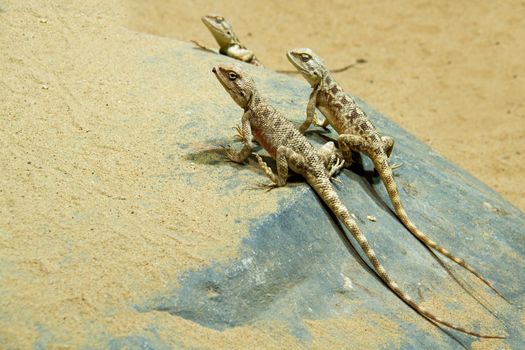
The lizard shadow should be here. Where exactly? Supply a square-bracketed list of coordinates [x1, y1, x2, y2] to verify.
[309, 131, 502, 328]
[355, 156, 503, 319]
[311, 132, 503, 319]
[312, 180, 469, 349]
[332, 148, 501, 320]
[184, 140, 310, 186]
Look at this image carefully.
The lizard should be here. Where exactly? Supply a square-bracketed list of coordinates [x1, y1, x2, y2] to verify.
[286, 47, 508, 302]
[193, 15, 359, 74]
[211, 63, 503, 339]
[192, 15, 263, 66]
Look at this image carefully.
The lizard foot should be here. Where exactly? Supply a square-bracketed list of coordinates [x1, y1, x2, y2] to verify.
[254, 153, 286, 187]
[233, 124, 249, 143]
[328, 156, 346, 179]
[221, 145, 243, 164]
[330, 177, 343, 186]
[255, 182, 280, 192]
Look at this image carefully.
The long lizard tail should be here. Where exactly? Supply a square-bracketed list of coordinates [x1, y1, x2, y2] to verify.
[372, 153, 509, 302]
[308, 175, 503, 339]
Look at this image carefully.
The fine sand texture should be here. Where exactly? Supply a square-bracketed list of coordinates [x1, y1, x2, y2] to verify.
[125, 0, 525, 212]
[1, 1, 524, 349]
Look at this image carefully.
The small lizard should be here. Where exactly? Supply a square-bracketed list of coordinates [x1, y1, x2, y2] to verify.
[212, 63, 503, 339]
[193, 15, 358, 74]
[286, 48, 508, 302]
[192, 15, 262, 66]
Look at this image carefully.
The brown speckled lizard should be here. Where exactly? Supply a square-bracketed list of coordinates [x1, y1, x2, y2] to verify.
[193, 15, 360, 74]
[212, 63, 503, 339]
[192, 15, 262, 66]
[287, 47, 508, 302]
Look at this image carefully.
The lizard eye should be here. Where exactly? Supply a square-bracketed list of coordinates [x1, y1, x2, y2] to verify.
[300, 53, 311, 62]
[216, 16, 224, 21]
[228, 72, 238, 80]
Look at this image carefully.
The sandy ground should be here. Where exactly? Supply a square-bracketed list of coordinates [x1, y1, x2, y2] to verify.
[125, 0, 525, 211]
[0, 0, 523, 348]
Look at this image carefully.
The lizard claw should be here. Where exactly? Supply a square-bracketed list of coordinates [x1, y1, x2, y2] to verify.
[328, 156, 346, 179]
[330, 177, 343, 186]
[233, 124, 248, 143]
[255, 182, 280, 192]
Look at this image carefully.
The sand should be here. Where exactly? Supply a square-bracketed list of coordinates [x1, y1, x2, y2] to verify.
[125, 0, 525, 212]
[0, 0, 523, 348]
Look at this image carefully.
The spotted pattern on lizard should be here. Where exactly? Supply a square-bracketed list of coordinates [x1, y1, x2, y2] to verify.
[193, 15, 262, 66]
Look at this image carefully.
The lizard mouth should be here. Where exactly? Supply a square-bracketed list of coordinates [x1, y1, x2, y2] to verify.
[286, 52, 309, 75]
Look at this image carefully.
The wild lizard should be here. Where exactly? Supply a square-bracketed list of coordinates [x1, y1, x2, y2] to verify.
[192, 15, 263, 66]
[193, 15, 359, 74]
[212, 63, 503, 339]
[286, 48, 508, 302]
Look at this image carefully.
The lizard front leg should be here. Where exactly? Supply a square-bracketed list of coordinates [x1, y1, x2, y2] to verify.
[255, 146, 306, 190]
[298, 88, 319, 134]
[225, 111, 254, 163]
[225, 45, 256, 63]
[190, 40, 218, 54]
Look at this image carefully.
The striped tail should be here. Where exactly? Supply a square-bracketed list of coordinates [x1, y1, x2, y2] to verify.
[308, 176, 503, 338]
[372, 153, 509, 302]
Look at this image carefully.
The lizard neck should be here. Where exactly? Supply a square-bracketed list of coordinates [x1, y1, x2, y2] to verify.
[245, 90, 263, 111]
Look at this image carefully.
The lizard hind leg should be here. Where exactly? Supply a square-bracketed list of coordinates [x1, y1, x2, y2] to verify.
[381, 135, 403, 170]
[381, 135, 395, 158]
[318, 141, 345, 179]
[337, 133, 371, 166]
[254, 146, 306, 190]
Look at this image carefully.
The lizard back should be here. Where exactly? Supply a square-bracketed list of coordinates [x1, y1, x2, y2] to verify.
[317, 75, 382, 144]
[249, 95, 327, 178]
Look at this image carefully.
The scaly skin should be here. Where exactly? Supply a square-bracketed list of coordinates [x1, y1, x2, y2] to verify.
[212, 63, 504, 339]
[287, 47, 508, 303]
[193, 15, 262, 66]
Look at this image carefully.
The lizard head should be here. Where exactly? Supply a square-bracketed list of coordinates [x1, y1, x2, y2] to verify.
[201, 15, 238, 47]
[286, 48, 328, 87]
[212, 64, 255, 109]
